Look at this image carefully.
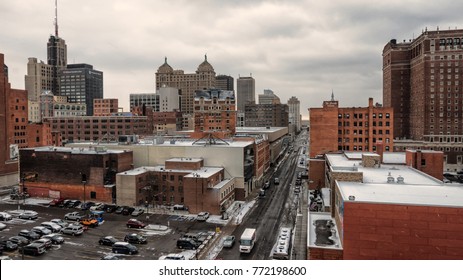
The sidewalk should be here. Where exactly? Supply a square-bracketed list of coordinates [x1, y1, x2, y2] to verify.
[292, 185, 308, 260]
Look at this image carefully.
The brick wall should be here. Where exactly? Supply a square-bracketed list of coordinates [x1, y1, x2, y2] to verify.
[24, 181, 113, 203]
[343, 202, 463, 259]
[309, 247, 343, 260]
[308, 159, 325, 190]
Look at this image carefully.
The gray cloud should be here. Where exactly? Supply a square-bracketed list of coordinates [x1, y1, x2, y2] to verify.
[1, 0, 463, 119]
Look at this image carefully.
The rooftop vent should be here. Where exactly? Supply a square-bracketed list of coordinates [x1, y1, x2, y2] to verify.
[387, 172, 395, 183]
[348, 195, 355, 201]
[397, 175, 404, 184]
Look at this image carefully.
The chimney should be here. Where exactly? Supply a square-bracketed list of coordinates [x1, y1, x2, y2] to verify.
[368, 97, 374, 108]
[376, 141, 384, 163]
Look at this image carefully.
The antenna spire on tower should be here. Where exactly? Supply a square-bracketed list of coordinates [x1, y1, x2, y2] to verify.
[54, 0, 59, 37]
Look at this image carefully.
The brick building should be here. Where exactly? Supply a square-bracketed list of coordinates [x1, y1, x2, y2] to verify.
[116, 158, 236, 214]
[26, 123, 53, 148]
[308, 150, 455, 260]
[19, 147, 133, 203]
[192, 89, 236, 139]
[93, 98, 119, 116]
[44, 115, 149, 144]
[244, 103, 289, 128]
[309, 97, 394, 158]
[383, 28, 463, 171]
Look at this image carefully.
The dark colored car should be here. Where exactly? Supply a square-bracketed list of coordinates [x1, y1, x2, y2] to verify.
[176, 238, 200, 250]
[42, 233, 65, 245]
[104, 204, 118, 213]
[99, 236, 120, 246]
[122, 207, 135, 216]
[80, 201, 96, 210]
[8, 235, 30, 246]
[115, 206, 125, 214]
[19, 243, 46, 256]
[18, 229, 41, 241]
[32, 238, 52, 249]
[126, 219, 146, 229]
[124, 233, 147, 244]
[0, 240, 19, 251]
[112, 242, 138, 255]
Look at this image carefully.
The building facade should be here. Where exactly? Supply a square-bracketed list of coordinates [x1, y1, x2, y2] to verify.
[44, 116, 149, 144]
[237, 76, 255, 112]
[288, 96, 301, 134]
[244, 103, 289, 128]
[93, 98, 119, 116]
[19, 147, 133, 203]
[258, 89, 280, 105]
[192, 89, 236, 139]
[309, 97, 394, 157]
[58, 63, 103, 116]
[155, 56, 216, 116]
[216, 74, 234, 91]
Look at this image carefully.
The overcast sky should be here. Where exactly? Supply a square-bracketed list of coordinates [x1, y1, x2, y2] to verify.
[1, 0, 462, 119]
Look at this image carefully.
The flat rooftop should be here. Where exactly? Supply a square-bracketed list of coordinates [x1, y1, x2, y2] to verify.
[165, 157, 203, 163]
[236, 127, 287, 134]
[326, 153, 442, 185]
[308, 212, 342, 249]
[119, 166, 223, 178]
[74, 139, 254, 148]
[25, 146, 126, 154]
[338, 182, 463, 208]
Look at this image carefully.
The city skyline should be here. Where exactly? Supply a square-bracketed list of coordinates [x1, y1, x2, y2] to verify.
[1, 0, 463, 119]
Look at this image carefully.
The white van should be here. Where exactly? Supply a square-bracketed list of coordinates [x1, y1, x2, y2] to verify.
[0, 212, 13, 221]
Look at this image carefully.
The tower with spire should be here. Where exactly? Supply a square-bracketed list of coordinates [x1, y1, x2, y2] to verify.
[47, 0, 67, 95]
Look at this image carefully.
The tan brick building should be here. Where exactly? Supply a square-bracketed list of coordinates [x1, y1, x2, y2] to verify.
[309, 97, 394, 157]
[93, 98, 119, 116]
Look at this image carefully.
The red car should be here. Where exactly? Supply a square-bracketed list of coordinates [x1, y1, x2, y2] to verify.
[126, 219, 146, 229]
[49, 198, 66, 207]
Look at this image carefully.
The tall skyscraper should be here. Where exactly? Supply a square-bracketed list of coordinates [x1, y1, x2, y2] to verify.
[59, 64, 103, 116]
[288, 96, 301, 133]
[258, 89, 280, 104]
[383, 28, 463, 140]
[237, 76, 255, 112]
[47, 0, 67, 95]
[216, 75, 234, 91]
[383, 28, 463, 171]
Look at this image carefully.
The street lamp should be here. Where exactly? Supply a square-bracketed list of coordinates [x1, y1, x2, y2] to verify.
[81, 172, 87, 207]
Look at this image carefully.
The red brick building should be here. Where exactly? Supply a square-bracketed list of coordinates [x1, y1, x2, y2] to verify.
[309, 97, 394, 157]
[116, 158, 236, 214]
[192, 89, 236, 139]
[19, 147, 133, 203]
[26, 123, 53, 148]
[93, 98, 119, 116]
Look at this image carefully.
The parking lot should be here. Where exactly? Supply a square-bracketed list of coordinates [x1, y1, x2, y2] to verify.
[0, 201, 223, 260]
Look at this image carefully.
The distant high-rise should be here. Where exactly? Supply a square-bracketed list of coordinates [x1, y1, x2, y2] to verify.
[59, 64, 103, 116]
[244, 103, 288, 127]
[288, 96, 301, 133]
[216, 75, 234, 91]
[258, 89, 280, 105]
[155, 56, 216, 115]
[383, 28, 463, 140]
[47, 0, 67, 95]
[237, 76, 255, 112]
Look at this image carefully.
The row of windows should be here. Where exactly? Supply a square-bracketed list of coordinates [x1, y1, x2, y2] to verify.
[339, 121, 391, 127]
[338, 145, 391, 151]
[338, 113, 390, 119]
[338, 138, 391, 143]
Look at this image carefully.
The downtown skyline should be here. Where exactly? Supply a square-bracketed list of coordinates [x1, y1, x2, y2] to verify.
[1, 0, 463, 118]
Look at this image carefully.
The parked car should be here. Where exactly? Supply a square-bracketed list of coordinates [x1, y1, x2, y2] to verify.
[124, 233, 147, 244]
[8, 235, 30, 246]
[0, 212, 13, 221]
[112, 242, 138, 255]
[49, 198, 65, 207]
[18, 210, 38, 220]
[0, 240, 18, 251]
[176, 238, 200, 250]
[42, 233, 65, 245]
[263, 181, 270, 189]
[63, 199, 75, 208]
[64, 211, 85, 221]
[32, 238, 52, 249]
[31, 226, 52, 236]
[223, 235, 235, 248]
[173, 204, 188, 211]
[18, 229, 41, 241]
[50, 219, 68, 228]
[40, 222, 62, 233]
[71, 200, 82, 208]
[196, 212, 210, 221]
[0, 222, 6, 231]
[90, 203, 105, 211]
[81, 218, 99, 228]
[19, 243, 46, 256]
[159, 253, 185, 260]
[131, 208, 144, 217]
[126, 219, 146, 229]
[61, 224, 84, 236]
[99, 236, 119, 246]
[115, 206, 125, 214]
[104, 204, 118, 213]
[80, 201, 96, 210]
[122, 207, 135, 216]
[274, 177, 280, 185]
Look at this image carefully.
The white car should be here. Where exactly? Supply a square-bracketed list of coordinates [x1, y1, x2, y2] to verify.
[18, 210, 38, 220]
[89, 203, 105, 211]
[196, 212, 210, 221]
[0, 222, 6, 231]
[0, 212, 13, 221]
[32, 226, 52, 236]
[61, 224, 84, 236]
[50, 219, 68, 228]
[41, 222, 62, 233]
